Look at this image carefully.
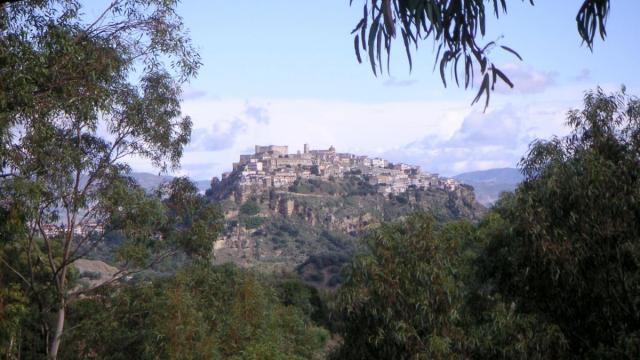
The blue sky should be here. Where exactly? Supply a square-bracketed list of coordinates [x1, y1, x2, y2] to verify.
[109, 1, 640, 179]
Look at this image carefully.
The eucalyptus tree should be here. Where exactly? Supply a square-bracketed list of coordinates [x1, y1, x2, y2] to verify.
[59, 264, 329, 359]
[335, 212, 470, 359]
[0, 1, 206, 358]
[479, 88, 640, 357]
[350, 0, 610, 107]
[334, 211, 570, 358]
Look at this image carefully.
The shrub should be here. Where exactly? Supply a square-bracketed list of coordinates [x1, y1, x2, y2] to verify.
[240, 216, 265, 229]
[239, 200, 260, 216]
[79, 271, 102, 280]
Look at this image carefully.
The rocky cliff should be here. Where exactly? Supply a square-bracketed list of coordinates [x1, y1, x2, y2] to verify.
[207, 173, 485, 279]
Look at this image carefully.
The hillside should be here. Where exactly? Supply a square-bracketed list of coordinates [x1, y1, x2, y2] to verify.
[129, 172, 173, 190]
[454, 168, 523, 206]
[129, 172, 210, 193]
[207, 146, 486, 286]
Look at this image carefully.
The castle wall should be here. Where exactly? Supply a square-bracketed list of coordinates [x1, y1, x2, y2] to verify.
[255, 145, 288, 155]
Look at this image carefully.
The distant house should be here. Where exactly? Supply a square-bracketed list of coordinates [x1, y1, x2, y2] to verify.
[42, 224, 63, 237]
[371, 158, 388, 168]
[229, 143, 460, 196]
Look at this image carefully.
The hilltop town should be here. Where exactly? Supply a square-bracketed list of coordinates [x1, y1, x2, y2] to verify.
[215, 144, 460, 196]
[207, 143, 482, 274]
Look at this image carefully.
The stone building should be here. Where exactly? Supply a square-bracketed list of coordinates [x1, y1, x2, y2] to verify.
[255, 145, 288, 156]
[229, 143, 460, 196]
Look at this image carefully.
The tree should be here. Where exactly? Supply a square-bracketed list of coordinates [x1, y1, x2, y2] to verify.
[59, 264, 329, 359]
[350, 0, 610, 107]
[478, 87, 640, 357]
[334, 210, 570, 359]
[0, 176, 222, 358]
[334, 212, 470, 359]
[159, 177, 224, 260]
[239, 199, 261, 216]
[0, 1, 203, 358]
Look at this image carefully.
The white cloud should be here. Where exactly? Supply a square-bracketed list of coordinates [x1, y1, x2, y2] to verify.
[488, 63, 556, 94]
[152, 97, 470, 179]
[382, 100, 574, 175]
[125, 82, 590, 180]
[383, 77, 419, 87]
[181, 87, 208, 100]
[573, 68, 591, 82]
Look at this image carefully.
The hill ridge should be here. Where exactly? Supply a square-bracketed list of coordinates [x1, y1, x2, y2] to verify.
[206, 144, 486, 284]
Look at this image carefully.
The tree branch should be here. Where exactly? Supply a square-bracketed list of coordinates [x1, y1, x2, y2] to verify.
[0, 256, 32, 289]
[68, 248, 178, 299]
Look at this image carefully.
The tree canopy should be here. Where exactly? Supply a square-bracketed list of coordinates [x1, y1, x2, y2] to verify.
[333, 88, 640, 358]
[0, 1, 208, 358]
[479, 87, 640, 357]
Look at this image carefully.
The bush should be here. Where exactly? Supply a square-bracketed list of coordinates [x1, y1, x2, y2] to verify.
[289, 179, 315, 193]
[277, 222, 300, 237]
[320, 230, 348, 250]
[476, 88, 640, 358]
[395, 195, 408, 204]
[63, 264, 329, 359]
[271, 236, 287, 247]
[79, 271, 102, 280]
[240, 215, 265, 229]
[333, 212, 566, 359]
[239, 200, 260, 216]
[275, 279, 329, 327]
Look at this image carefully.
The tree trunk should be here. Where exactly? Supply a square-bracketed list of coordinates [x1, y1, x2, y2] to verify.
[49, 218, 73, 359]
[7, 335, 14, 359]
[49, 299, 65, 359]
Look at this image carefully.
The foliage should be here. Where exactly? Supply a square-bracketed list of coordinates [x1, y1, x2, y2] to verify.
[240, 215, 266, 229]
[60, 264, 329, 359]
[334, 212, 469, 359]
[289, 178, 341, 195]
[239, 200, 261, 216]
[277, 221, 301, 237]
[344, 175, 377, 196]
[0, 274, 29, 358]
[0, 0, 202, 357]
[331, 88, 640, 359]
[477, 87, 640, 358]
[350, 0, 610, 107]
[333, 210, 570, 359]
[296, 252, 350, 288]
[160, 177, 224, 260]
[275, 278, 331, 329]
[0, 176, 222, 358]
[289, 179, 316, 194]
[465, 299, 568, 359]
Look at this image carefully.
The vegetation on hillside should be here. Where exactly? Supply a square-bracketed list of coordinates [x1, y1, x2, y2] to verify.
[211, 174, 484, 275]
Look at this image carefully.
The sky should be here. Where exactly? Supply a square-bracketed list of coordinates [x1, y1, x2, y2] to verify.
[106, 0, 640, 179]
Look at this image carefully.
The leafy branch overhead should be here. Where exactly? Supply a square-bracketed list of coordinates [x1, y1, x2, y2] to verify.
[350, 0, 610, 108]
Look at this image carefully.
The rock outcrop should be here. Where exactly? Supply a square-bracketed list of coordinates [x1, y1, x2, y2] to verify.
[207, 174, 485, 272]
